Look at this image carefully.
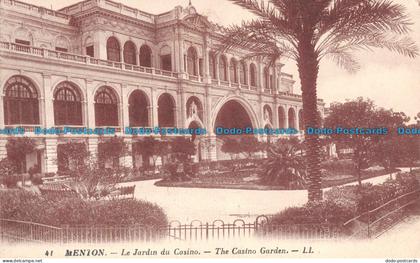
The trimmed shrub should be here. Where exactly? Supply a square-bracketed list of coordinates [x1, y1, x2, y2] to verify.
[270, 172, 419, 227]
[270, 200, 357, 225]
[0, 190, 168, 228]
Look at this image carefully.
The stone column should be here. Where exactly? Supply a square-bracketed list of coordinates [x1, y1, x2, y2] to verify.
[215, 55, 220, 85]
[44, 138, 58, 173]
[208, 134, 218, 161]
[0, 94, 4, 129]
[178, 89, 186, 128]
[151, 89, 159, 127]
[122, 137, 133, 168]
[273, 101, 279, 129]
[85, 79, 96, 129]
[0, 139, 7, 160]
[95, 30, 107, 60]
[258, 60, 264, 92]
[284, 105, 289, 129]
[43, 74, 54, 128]
[203, 34, 210, 83]
[88, 137, 98, 160]
[121, 85, 129, 129]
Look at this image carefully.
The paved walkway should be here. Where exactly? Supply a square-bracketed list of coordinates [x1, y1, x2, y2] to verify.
[126, 167, 414, 223]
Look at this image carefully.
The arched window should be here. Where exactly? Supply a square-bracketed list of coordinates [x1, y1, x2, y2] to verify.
[263, 66, 270, 90]
[158, 93, 175, 127]
[239, 61, 247, 85]
[299, 109, 304, 130]
[288, 108, 296, 129]
[230, 58, 238, 83]
[123, 41, 136, 65]
[160, 45, 172, 71]
[278, 107, 286, 129]
[250, 63, 257, 87]
[94, 87, 119, 127]
[209, 52, 217, 79]
[54, 82, 83, 126]
[140, 44, 152, 67]
[187, 47, 197, 76]
[219, 55, 228, 81]
[107, 37, 121, 62]
[3, 75, 39, 125]
[129, 90, 149, 127]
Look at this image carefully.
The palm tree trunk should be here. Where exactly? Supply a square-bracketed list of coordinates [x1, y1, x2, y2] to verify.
[297, 41, 323, 202]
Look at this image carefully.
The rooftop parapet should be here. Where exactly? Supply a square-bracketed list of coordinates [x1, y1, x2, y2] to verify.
[59, 0, 155, 24]
[0, 0, 70, 24]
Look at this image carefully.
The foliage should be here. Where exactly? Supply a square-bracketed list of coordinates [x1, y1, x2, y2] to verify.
[324, 98, 409, 185]
[325, 172, 419, 213]
[6, 137, 36, 172]
[65, 157, 129, 200]
[0, 158, 17, 178]
[221, 137, 242, 160]
[260, 138, 306, 188]
[163, 137, 197, 182]
[98, 137, 129, 168]
[271, 172, 419, 225]
[221, 135, 263, 161]
[221, 0, 418, 202]
[57, 142, 89, 173]
[0, 190, 167, 227]
[270, 200, 356, 225]
[133, 136, 170, 167]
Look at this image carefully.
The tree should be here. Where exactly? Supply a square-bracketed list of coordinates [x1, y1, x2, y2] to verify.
[261, 138, 306, 188]
[57, 142, 89, 173]
[371, 110, 409, 174]
[221, 0, 418, 201]
[6, 137, 36, 173]
[325, 98, 410, 185]
[165, 137, 197, 181]
[98, 137, 129, 169]
[239, 135, 264, 159]
[133, 136, 170, 169]
[221, 137, 242, 160]
[65, 156, 128, 200]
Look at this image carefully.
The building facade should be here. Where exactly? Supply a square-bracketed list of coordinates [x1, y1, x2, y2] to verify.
[0, 0, 324, 173]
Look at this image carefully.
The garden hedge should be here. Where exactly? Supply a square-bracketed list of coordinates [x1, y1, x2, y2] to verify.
[0, 190, 168, 227]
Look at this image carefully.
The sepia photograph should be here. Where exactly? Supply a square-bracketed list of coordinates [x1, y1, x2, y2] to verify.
[0, 0, 419, 261]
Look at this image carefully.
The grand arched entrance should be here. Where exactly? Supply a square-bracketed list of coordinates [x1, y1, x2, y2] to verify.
[214, 100, 253, 131]
[213, 100, 254, 160]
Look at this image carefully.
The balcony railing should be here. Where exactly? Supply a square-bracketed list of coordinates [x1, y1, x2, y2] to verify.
[0, 42, 317, 102]
[0, 42, 179, 79]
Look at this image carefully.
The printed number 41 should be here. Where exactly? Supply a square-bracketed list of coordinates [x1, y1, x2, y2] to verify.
[45, 250, 54, 256]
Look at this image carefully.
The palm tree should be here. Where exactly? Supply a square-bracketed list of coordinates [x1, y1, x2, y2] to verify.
[261, 138, 307, 189]
[221, 0, 418, 201]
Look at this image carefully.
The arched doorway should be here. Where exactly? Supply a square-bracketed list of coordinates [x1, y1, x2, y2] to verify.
[288, 108, 296, 129]
[128, 90, 149, 127]
[214, 100, 254, 160]
[158, 93, 175, 127]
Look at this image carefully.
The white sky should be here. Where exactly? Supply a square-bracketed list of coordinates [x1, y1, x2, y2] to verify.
[21, 0, 420, 121]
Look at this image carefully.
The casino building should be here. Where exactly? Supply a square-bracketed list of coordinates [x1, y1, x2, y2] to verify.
[0, 0, 325, 173]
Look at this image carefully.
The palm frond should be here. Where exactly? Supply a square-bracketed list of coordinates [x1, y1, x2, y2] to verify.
[323, 50, 361, 73]
[220, 19, 298, 63]
[317, 0, 414, 52]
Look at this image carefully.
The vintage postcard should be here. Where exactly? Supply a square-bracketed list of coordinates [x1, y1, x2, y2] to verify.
[0, 0, 419, 262]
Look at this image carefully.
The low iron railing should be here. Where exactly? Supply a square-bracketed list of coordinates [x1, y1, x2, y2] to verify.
[343, 189, 420, 238]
